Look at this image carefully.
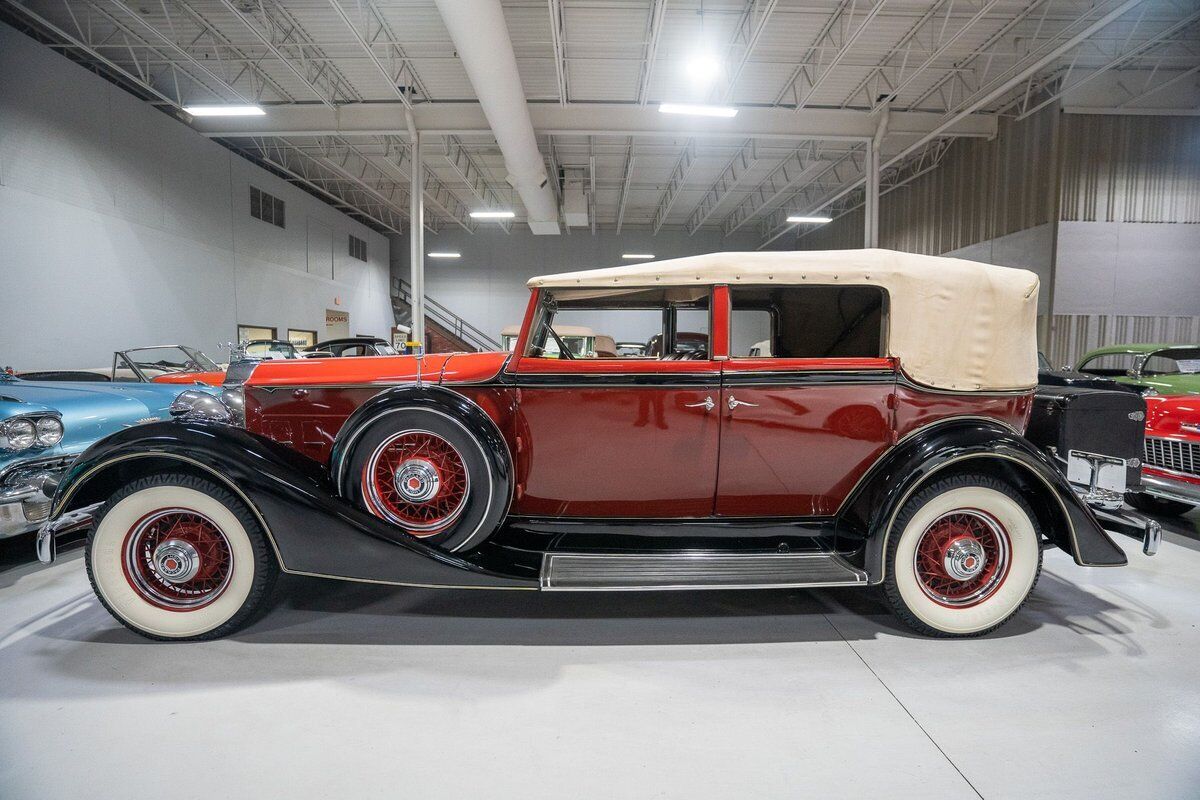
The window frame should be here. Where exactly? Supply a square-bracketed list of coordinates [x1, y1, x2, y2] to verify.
[726, 283, 890, 364]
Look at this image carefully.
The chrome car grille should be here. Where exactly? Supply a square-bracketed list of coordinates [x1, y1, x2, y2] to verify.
[1144, 437, 1200, 477]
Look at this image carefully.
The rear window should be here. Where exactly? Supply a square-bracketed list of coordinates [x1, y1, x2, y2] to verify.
[730, 286, 885, 359]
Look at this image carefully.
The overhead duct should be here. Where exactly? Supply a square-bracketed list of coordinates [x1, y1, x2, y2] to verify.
[434, 0, 560, 235]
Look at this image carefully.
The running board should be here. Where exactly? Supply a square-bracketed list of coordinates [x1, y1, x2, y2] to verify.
[540, 551, 868, 591]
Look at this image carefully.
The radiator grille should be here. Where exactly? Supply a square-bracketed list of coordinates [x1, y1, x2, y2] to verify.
[1144, 437, 1200, 477]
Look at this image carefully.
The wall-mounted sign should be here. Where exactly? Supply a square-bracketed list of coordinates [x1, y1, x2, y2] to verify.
[326, 310, 349, 326]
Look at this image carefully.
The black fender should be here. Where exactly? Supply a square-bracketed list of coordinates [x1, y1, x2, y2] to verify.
[838, 417, 1128, 581]
[329, 384, 513, 504]
[48, 421, 534, 589]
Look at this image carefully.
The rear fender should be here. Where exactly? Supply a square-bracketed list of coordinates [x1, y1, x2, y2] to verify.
[839, 418, 1128, 581]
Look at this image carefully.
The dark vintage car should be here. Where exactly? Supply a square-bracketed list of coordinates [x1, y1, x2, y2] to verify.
[37, 251, 1157, 641]
[304, 336, 398, 358]
[1037, 352, 1140, 393]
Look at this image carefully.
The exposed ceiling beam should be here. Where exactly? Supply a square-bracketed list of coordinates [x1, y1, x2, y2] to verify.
[722, 142, 836, 235]
[217, 0, 359, 108]
[718, 0, 779, 103]
[189, 102, 998, 141]
[327, 0, 429, 108]
[687, 139, 759, 234]
[636, 0, 668, 106]
[1010, 10, 1200, 119]
[548, 0, 568, 105]
[651, 139, 697, 234]
[615, 138, 636, 234]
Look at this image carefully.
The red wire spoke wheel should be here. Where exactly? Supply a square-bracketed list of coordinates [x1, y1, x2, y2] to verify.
[362, 430, 470, 535]
[121, 508, 234, 611]
[912, 509, 1011, 608]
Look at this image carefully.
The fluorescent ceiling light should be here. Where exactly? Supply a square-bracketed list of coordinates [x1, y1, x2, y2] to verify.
[787, 215, 833, 224]
[427, 251, 461, 259]
[183, 105, 265, 116]
[621, 253, 655, 260]
[658, 103, 738, 118]
[469, 210, 516, 219]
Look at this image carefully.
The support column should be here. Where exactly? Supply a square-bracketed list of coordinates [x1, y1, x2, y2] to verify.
[408, 121, 426, 348]
[865, 106, 889, 249]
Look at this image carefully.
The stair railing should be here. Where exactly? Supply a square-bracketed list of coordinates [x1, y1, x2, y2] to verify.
[391, 276, 502, 352]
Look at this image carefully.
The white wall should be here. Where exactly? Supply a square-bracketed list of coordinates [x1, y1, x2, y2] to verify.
[1053, 221, 1200, 315]
[392, 227, 761, 344]
[0, 23, 392, 369]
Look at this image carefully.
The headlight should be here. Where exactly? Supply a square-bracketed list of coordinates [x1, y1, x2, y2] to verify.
[1, 418, 37, 450]
[169, 389, 232, 423]
[35, 416, 64, 447]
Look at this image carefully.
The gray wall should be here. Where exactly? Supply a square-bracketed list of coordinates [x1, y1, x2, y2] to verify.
[392, 228, 761, 345]
[0, 23, 393, 369]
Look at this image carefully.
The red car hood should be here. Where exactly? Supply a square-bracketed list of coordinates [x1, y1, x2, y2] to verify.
[244, 351, 509, 388]
[1144, 395, 1200, 439]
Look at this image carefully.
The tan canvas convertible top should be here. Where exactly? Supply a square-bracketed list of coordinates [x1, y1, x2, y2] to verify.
[529, 249, 1039, 392]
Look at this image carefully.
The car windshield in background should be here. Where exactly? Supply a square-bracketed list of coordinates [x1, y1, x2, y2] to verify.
[1146, 348, 1200, 375]
[124, 346, 218, 376]
[244, 341, 297, 360]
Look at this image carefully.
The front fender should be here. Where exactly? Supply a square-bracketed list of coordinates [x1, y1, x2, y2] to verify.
[49, 422, 533, 589]
[839, 418, 1127, 581]
[328, 383, 513, 501]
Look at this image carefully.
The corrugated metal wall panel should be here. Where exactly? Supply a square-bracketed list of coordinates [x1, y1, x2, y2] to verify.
[1043, 314, 1200, 367]
[796, 106, 1059, 254]
[1060, 115, 1200, 223]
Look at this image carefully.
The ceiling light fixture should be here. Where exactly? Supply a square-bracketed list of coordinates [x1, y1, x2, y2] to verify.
[685, 55, 722, 85]
[787, 215, 833, 224]
[621, 253, 655, 260]
[658, 103, 738, 118]
[427, 252, 461, 259]
[469, 210, 516, 219]
[183, 105, 265, 116]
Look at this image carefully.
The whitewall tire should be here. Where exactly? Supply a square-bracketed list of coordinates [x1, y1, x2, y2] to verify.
[85, 474, 279, 641]
[883, 474, 1043, 637]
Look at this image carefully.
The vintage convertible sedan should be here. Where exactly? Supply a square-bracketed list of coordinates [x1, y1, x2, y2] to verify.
[37, 250, 1156, 640]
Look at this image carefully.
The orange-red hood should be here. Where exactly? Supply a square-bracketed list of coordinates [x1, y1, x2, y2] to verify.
[1145, 394, 1200, 439]
[244, 351, 509, 388]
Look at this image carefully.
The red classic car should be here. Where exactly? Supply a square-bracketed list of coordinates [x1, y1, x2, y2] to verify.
[37, 250, 1156, 641]
[1133, 394, 1200, 515]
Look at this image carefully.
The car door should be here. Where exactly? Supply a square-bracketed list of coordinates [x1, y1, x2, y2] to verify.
[715, 284, 896, 518]
[507, 287, 721, 518]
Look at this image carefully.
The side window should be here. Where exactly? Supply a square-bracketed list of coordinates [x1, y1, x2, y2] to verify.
[527, 287, 710, 360]
[730, 286, 885, 359]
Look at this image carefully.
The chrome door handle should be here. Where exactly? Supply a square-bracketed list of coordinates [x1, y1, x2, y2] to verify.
[685, 396, 715, 412]
[727, 395, 758, 411]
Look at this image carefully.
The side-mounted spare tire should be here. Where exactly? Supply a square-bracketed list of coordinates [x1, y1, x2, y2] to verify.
[340, 405, 511, 552]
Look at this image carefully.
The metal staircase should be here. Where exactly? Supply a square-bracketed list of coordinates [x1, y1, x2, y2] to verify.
[391, 277, 501, 353]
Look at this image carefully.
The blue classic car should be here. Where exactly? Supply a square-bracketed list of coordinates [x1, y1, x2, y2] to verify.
[0, 370, 201, 538]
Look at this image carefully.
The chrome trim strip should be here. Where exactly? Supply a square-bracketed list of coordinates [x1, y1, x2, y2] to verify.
[1142, 471, 1200, 505]
[540, 551, 868, 591]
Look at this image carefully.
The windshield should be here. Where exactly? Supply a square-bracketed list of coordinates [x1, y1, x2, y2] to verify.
[1145, 348, 1200, 375]
[244, 341, 297, 360]
[122, 346, 219, 377]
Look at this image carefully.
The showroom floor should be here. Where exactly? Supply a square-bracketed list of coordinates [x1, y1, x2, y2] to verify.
[2, 518, 1198, 799]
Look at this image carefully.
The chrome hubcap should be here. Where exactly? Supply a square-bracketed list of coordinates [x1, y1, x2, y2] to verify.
[394, 459, 440, 503]
[943, 537, 986, 581]
[151, 539, 201, 584]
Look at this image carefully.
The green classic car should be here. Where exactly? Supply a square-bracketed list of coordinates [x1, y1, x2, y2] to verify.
[1075, 344, 1200, 395]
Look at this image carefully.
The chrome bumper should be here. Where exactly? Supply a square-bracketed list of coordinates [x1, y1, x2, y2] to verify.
[1091, 505, 1162, 557]
[1142, 470, 1200, 506]
[35, 502, 102, 564]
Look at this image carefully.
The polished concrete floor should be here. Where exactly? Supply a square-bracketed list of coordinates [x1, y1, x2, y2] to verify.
[2, 513, 1198, 800]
